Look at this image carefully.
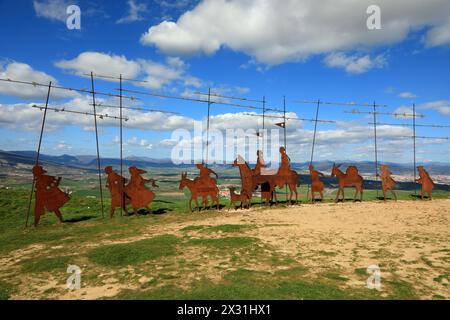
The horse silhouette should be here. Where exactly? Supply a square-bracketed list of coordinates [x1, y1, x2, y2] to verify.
[179, 172, 219, 212]
[309, 164, 325, 203]
[228, 187, 251, 210]
[331, 163, 364, 202]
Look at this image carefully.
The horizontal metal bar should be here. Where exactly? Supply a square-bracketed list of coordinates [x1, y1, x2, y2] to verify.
[369, 122, 450, 128]
[344, 109, 424, 118]
[118, 88, 280, 112]
[31, 105, 128, 121]
[83, 73, 148, 83]
[242, 112, 336, 124]
[91, 103, 180, 115]
[0, 78, 139, 101]
[293, 100, 387, 108]
[195, 91, 264, 104]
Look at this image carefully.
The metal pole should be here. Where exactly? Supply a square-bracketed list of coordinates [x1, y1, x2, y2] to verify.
[119, 74, 123, 217]
[90, 72, 105, 218]
[283, 96, 288, 202]
[308, 99, 321, 202]
[413, 103, 417, 196]
[206, 88, 211, 165]
[25, 81, 52, 227]
[373, 101, 379, 198]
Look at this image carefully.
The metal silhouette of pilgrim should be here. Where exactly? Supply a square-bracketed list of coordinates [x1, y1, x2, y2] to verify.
[105, 166, 130, 217]
[32, 165, 70, 226]
[125, 166, 157, 214]
[417, 166, 435, 200]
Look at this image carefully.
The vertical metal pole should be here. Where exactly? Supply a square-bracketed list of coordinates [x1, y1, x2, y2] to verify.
[283, 96, 288, 202]
[205, 88, 211, 165]
[373, 101, 379, 198]
[283, 96, 287, 148]
[25, 81, 52, 227]
[308, 99, 320, 202]
[119, 74, 123, 217]
[90, 72, 105, 218]
[413, 103, 417, 195]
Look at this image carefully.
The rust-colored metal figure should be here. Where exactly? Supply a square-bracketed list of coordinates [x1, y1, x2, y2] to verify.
[378, 165, 397, 201]
[417, 166, 435, 200]
[124, 166, 157, 214]
[179, 171, 219, 212]
[32, 165, 69, 226]
[252, 150, 266, 176]
[331, 164, 364, 202]
[228, 187, 251, 210]
[105, 166, 130, 217]
[309, 164, 325, 202]
[233, 149, 299, 206]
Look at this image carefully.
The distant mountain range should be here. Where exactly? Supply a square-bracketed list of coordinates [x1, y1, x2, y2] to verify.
[1, 150, 450, 175]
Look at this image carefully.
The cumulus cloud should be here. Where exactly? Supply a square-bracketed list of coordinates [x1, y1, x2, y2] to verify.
[55, 52, 141, 79]
[141, 0, 450, 65]
[117, 0, 148, 24]
[419, 100, 450, 116]
[324, 53, 386, 74]
[0, 61, 75, 100]
[424, 19, 450, 47]
[33, 0, 72, 22]
[0, 95, 196, 132]
[55, 52, 202, 90]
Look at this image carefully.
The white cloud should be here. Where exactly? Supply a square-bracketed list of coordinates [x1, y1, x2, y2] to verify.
[0, 95, 196, 132]
[419, 100, 450, 116]
[398, 92, 417, 98]
[0, 61, 74, 100]
[55, 52, 141, 79]
[117, 0, 148, 24]
[33, 0, 72, 22]
[55, 52, 202, 90]
[127, 136, 153, 149]
[324, 53, 386, 74]
[141, 0, 450, 65]
[424, 19, 450, 47]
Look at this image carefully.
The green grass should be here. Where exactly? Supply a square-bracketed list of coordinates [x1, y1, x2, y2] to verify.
[22, 256, 72, 273]
[87, 234, 180, 267]
[201, 224, 254, 233]
[188, 237, 259, 250]
[0, 281, 13, 300]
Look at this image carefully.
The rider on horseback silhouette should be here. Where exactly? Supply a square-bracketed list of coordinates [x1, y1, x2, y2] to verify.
[277, 147, 291, 177]
[195, 163, 218, 188]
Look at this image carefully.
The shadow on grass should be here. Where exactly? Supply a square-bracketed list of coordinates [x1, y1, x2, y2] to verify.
[64, 215, 96, 223]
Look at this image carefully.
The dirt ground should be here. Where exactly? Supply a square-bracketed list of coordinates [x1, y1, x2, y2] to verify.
[2, 199, 449, 300]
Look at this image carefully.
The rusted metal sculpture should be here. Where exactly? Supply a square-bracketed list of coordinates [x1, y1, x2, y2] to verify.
[124, 166, 157, 214]
[331, 164, 364, 202]
[32, 165, 70, 226]
[309, 164, 325, 202]
[228, 187, 251, 210]
[233, 148, 299, 206]
[378, 165, 397, 201]
[179, 166, 219, 212]
[105, 166, 130, 217]
[417, 166, 435, 200]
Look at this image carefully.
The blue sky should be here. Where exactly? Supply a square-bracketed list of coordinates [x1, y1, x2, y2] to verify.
[0, 0, 449, 164]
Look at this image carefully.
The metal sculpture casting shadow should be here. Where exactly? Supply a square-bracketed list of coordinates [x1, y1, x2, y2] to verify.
[309, 164, 325, 203]
[233, 148, 299, 206]
[228, 187, 251, 210]
[124, 166, 157, 215]
[179, 164, 219, 212]
[378, 164, 397, 201]
[331, 163, 364, 202]
[32, 165, 70, 226]
[417, 166, 435, 200]
[105, 166, 131, 217]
